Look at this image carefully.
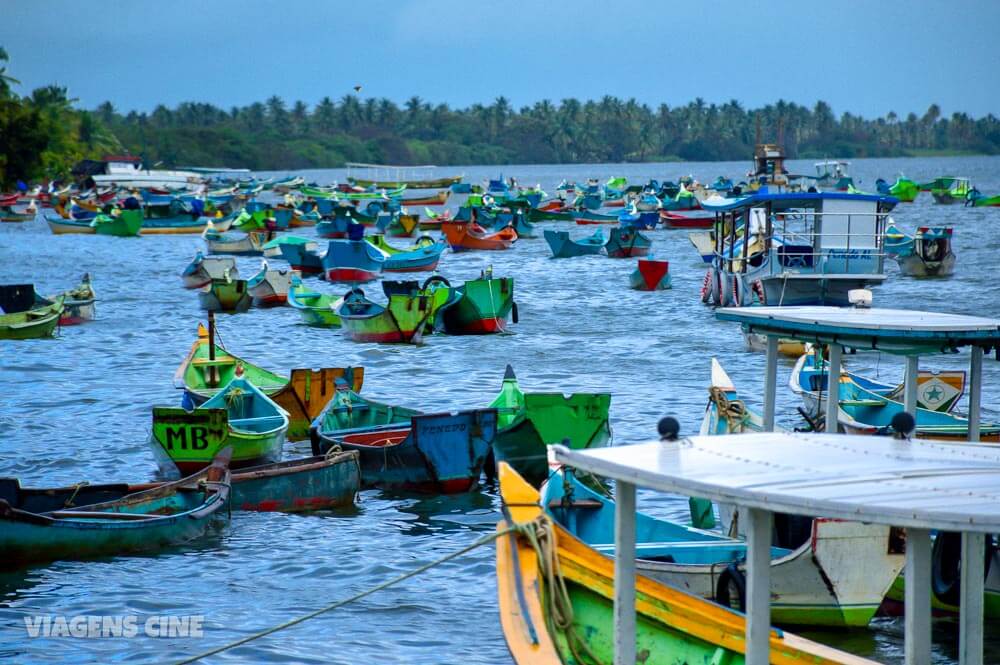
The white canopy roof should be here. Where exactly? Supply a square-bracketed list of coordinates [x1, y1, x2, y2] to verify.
[550, 433, 1000, 532]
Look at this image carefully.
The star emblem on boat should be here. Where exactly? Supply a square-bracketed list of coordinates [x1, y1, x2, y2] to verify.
[924, 385, 943, 403]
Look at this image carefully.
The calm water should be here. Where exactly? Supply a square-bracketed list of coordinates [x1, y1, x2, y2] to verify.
[1, 156, 999, 664]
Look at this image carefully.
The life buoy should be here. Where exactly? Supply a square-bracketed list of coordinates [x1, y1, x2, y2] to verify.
[932, 532, 995, 606]
[751, 279, 766, 305]
[700, 269, 712, 303]
[715, 563, 746, 612]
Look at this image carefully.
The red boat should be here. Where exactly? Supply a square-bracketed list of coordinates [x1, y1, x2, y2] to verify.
[441, 221, 517, 251]
[659, 211, 714, 229]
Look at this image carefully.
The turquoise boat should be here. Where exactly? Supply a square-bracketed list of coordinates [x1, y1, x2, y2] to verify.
[544, 228, 605, 258]
[0, 451, 231, 568]
[229, 451, 360, 512]
[287, 276, 343, 327]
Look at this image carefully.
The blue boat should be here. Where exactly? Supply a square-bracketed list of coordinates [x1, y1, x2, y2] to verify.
[701, 191, 897, 307]
[277, 241, 323, 275]
[508, 209, 537, 238]
[544, 229, 605, 258]
[316, 207, 358, 238]
[309, 395, 497, 493]
[366, 234, 445, 272]
[321, 238, 387, 283]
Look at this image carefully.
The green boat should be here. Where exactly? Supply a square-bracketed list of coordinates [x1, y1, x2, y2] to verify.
[152, 376, 289, 476]
[888, 177, 919, 203]
[0, 451, 231, 568]
[930, 176, 972, 204]
[300, 185, 407, 200]
[92, 209, 143, 236]
[488, 365, 611, 485]
[526, 207, 575, 222]
[441, 269, 516, 334]
[175, 320, 364, 440]
[308, 389, 421, 443]
[287, 276, 344, 327]
[0, 285, 64, 340]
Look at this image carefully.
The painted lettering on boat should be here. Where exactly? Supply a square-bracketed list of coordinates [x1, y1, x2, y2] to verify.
[161, 426, 212, 450]
[419, 423, 467, 436]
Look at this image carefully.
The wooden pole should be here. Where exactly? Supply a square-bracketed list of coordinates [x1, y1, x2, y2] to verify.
[959, 532, 985, 665]
[904, 355, 919, 417]
[905, 527, 932, 665]
[763, 335, 778, 431]
[207, 311, 217, 388]
[968, 346, 983, 442]
[745, 508, 773, 665]
[613, 481, 636, 665]
[825, 344, 842, 433]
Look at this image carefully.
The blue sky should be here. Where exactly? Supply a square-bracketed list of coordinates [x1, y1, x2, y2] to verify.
[3, 0, 998, 118]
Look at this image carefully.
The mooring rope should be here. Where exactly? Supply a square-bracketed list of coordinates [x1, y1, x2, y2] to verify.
[173, 527, 515, 664]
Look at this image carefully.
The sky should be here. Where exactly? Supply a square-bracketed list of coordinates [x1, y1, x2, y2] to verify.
[3, 0, 999, 119]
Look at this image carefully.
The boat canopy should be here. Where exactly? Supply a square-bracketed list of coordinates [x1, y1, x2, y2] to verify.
[701, 191, 897, 212]
[715, 305, 1000, 354]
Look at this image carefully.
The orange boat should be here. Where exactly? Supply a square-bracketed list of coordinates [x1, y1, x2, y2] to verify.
[441, 221, 517, 251]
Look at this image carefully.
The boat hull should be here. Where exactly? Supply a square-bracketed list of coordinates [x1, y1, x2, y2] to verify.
[441, 276, 515, 335]
[230, 452, 360, 512]
[312, 410, 496, 493]
[629, 259, 671, 290]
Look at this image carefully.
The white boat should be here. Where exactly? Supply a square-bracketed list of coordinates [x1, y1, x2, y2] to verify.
[90, 156, 205, 190]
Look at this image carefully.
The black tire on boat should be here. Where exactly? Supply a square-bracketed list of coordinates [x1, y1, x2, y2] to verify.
[715, 563, 747, 612]
[421, 274, 451, 290]
[931, 531, 995, 607]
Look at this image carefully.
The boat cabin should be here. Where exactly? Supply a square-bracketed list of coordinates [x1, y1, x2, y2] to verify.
[751, 143, 790, 188]
[701, 192, 897, 307]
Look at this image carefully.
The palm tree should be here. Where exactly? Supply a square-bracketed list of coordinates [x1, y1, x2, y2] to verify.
[0, 47, 19, 98]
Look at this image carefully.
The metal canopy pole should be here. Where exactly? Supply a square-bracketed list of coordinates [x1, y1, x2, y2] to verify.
[745, 508, 773, 665]
[904, 355, 920, 416]
[969, 346, 983, 442]
[763, 335, 779, 431]
[825, 344, 842, 433]
[959, 532, 985, 665]
[905, 528, 932, 665]
[613, 481, 636, 665]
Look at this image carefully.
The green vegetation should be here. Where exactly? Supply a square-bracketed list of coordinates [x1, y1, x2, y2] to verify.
[2, 49, 999, 186]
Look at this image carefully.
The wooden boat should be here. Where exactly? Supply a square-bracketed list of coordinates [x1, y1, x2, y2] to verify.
[930, 176, 972, 204]
[884, 224, 956, 277]
[310, 396, 497, 493]
[629, 258, 671, 290]
[508, 209, 538, 238]
[573, 211, 620, 225]
[261, 234, 316, 259]
[366, 233, 444, 272]
[789, 350, 1000, 440]
[876, 176, 919, 202]
[398, 189, 450, 206]
[688, 230, 715, 263]
[604, 227, 652, 258]
[300, 185, 406, 200]
[378, 212, 419, 238]
[543, 464, 905, 628]
[151, 376, 289, 475]
[141, 213, 231, 235]
[0, 451, 231, 568]
[335, 286, 436, 344]
[287, 276, 343, 327]
[496, 463, 876, 665]
[0, 203, 36, 223]
[488, 365, 610, 486]
[53, 273, 96, 325]
[246, 260, 296, 306]
[659, 210, 714, 228]
[0, 285, 64, 340]
[967, 190, 1000, 207]
[441, 221, 517, 251]
[228, 451, 360, 512]
[322, 239, 387, 282]
[198, 273, 251, 313]
[348, 175, 462, 189]
[202, 224, 274, 256]
[176, 320, 363, 440]
[276, 239, 324, 275]
[441, 269, 516, 334]
[1, 450, 360, 515]
[544, 228, 605, 258]
[93, 210, 144, 236]
[182, 252, 238, 289]
[45, 214, 98, 235]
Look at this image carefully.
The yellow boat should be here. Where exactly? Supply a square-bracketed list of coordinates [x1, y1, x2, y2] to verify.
[496, 462, 874, 665]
